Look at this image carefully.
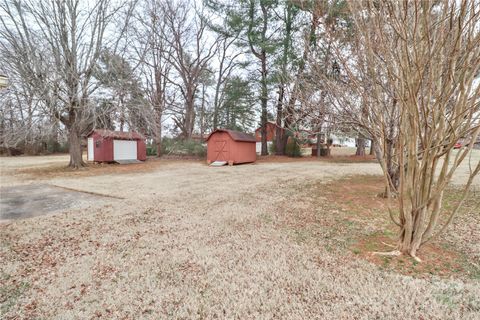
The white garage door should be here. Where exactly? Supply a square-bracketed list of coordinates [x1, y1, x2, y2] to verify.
[113, 140, 137, 160]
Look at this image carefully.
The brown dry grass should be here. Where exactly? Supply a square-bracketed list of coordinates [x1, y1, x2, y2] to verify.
[11, 157, 202, 180]
[287, 175, 480, 279]
[257, 154, 377, 164]
[1, 155, 480, 319]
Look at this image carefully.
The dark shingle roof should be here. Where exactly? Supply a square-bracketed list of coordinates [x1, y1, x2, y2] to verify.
[90, 129, 144, 140]
[206, 129, 256, 143]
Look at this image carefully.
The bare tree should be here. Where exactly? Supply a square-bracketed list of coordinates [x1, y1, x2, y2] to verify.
[161, 0, 218, 139]
[0, 0, 128, 168]
[324, 0, 480, 260]
[279, 1, 323, 155]
[0, 62, 41, 153]
[211, 35, 244, 130]
[128, 0, 174, 156]
[273, 1, 297, 155]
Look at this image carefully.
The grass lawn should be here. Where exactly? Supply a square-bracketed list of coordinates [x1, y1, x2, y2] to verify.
[280, 175, 480, 279]
[1, 153, 479, 319]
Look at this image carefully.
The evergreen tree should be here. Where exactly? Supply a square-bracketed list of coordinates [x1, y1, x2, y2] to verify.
[219, 76, 255, 132]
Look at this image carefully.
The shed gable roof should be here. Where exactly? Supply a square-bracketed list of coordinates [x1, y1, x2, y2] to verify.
[206, 129, 256, 143]
[90, 129, 144, 140]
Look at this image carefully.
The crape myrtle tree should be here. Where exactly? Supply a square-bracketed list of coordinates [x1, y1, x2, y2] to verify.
[314, 4, 402, 193]
[323, 0, 480, 260]
[0, 0, 130, 168]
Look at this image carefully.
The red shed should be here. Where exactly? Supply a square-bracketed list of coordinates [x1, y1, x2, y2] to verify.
[206, 129, 256, 165]
[87, 129, 146, 163]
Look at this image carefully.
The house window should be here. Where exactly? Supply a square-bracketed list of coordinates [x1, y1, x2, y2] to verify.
[96, 141, 101, 148]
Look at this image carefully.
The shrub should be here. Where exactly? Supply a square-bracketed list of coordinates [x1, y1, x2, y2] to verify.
[160, 137, 174, 155]
[285, 139, 302, 157]
[193, 143, 207, 157]
[157, 137, 206, 157]
[146, 146, 157, 156]
[46, 140, 67, 153]
[268, 141, 276, 154]
[183, 140, 197, 155]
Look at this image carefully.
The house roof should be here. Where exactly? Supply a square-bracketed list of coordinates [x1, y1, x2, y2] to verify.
[90, 129, 144, 140]
[206, 129, 256, 143]
[255, 122, 279, 132]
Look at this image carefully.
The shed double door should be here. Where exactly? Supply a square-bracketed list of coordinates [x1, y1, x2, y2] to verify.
[214, 140, 229, 162]
[113, 140, 137, 160]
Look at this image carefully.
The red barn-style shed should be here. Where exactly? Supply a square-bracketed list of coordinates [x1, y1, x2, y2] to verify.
[87, 129, 146, 163]
[206, 129, 256, 165]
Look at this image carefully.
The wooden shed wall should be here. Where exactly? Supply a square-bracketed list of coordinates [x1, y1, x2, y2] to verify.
[91, 133, 114, 162]
[207, 131, 231, 163]
[137, 140, 146, 161]
[207, 131, 256, 164]
[231, 141, 256, 164]
[89, 132, 147, 162]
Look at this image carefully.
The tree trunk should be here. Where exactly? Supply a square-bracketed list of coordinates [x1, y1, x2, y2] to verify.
[356, 136, 366, 156]
[385, 138, 399, 192]
[156, 140, 162, 157]
[52, 122, 60, 153]
[275, 85, 285, 155]
[119, 114, 125, 132]
[316, 133, 322, 157]
[373, 138, 400, 197]
[326, 135, 332, 156]
[398, 232, 420, 257]
[180, 85, 196, 140]
[68, 128, 85, 169]
[200, 84, 206, 138]
[155, 123, 162, 157]
[213, 54, 225, 130]
[280, 10, 319, 155]
[119, 95, 125, 132]
[260, 51, 268, 156]
[369, 139, 374, 155]
[281, 126, 289, 155]
[274, 3, 293, 156]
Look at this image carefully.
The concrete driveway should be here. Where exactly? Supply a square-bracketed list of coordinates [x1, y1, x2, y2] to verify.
[0, 184, 103, 221]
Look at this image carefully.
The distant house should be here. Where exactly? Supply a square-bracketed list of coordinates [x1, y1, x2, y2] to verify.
[308, 133, 360, 148]
[255, 122, 284, 154]
[330, 134, 358, 147]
